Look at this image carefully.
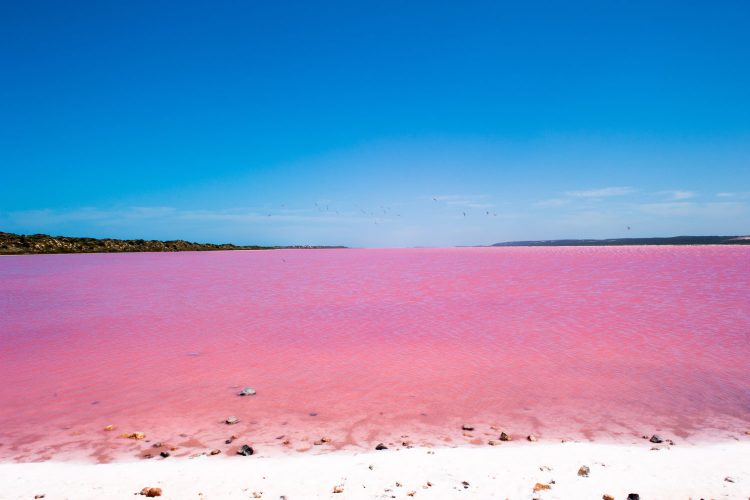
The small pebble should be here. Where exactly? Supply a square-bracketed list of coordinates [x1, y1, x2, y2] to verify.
[461, 481, 470, 489]
[239, 387, 256, 396]
[375, 443, 388, 450]
[527, 435, 537, 442]
[649, 434, 663, 444]
[603, 495, 614, 500]
[577, 465, 590, 477]
[209, 449, 221, 455]
[139, 487, 162, 497]
[332, 484, 344, 493]
[160, 451, 170, 458]
[499, 432, 512, 441]
[627, 494, 640, 500]
[226, 416, 239, 425]
[461, 424, 474, 431]
[724, 476, 736, 483]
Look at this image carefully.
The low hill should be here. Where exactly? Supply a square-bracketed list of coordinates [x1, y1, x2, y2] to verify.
[0, 232, 345, 255]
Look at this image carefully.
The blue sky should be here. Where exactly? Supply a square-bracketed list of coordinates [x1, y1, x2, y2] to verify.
[1, 1, 748, 247]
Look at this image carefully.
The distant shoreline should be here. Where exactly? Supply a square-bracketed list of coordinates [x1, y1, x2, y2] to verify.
[0, 232, 346, 255]
[492, 235, 750, 246]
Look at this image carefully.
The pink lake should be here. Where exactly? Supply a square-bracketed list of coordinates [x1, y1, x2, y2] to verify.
[0, 247, 749, 462]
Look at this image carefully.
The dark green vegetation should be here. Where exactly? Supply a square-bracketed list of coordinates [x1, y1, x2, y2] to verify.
[0, 232, 345, 255]
[492, 236, 750, 247]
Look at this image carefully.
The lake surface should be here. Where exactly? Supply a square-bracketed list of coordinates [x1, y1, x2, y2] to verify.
[1, 247, 748, 462]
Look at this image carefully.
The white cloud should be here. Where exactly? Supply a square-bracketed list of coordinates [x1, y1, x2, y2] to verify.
[429, 194, 494, 209]
[660, 190, 695, 200]
[637, 201, 748, 217]
[716, 191, 750, 199]
[565, 186, 635, 198]
[534, 198, 570, 208]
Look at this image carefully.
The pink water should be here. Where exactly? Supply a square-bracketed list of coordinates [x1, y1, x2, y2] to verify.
[1, 247, 748, 462]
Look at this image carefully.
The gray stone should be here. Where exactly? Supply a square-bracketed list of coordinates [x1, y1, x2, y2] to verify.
[239, 387, 256, 396]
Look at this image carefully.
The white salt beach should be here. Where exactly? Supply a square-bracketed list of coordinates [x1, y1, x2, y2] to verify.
[2, 441, 749, 499]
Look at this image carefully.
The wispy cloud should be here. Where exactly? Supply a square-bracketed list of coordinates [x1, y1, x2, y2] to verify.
[565, 186, 635, 198]
[429, 194, 494, 209]
[658, 190, 695, 200]
[0, 205, 373, 229]
[637, 201, 748, 217]
[716, 191, 750, 199]
[534, 198, 570, 208]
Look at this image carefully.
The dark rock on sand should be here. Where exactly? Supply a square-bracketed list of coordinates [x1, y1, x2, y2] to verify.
[160, 451, 170, 458]
[649, 434, 663, 443]
[237, 444, 254, 456]
[461, 424, 474, 431]
[375, 443, 388, 450]
[239, 387, 257, 396]
[577, 465, 590, 477]
[139, 487, 162, 497]
[461, 481, 470, 489]
[724, 476, 736, 483]
[499, 432, 512, 441]
[210, 449, 221, 455]
[627, 494, 640, 500]
[527, 435, 537, 442]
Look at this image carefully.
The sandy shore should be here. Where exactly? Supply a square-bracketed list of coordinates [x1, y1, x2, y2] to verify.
[1, 441, 748, 499]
